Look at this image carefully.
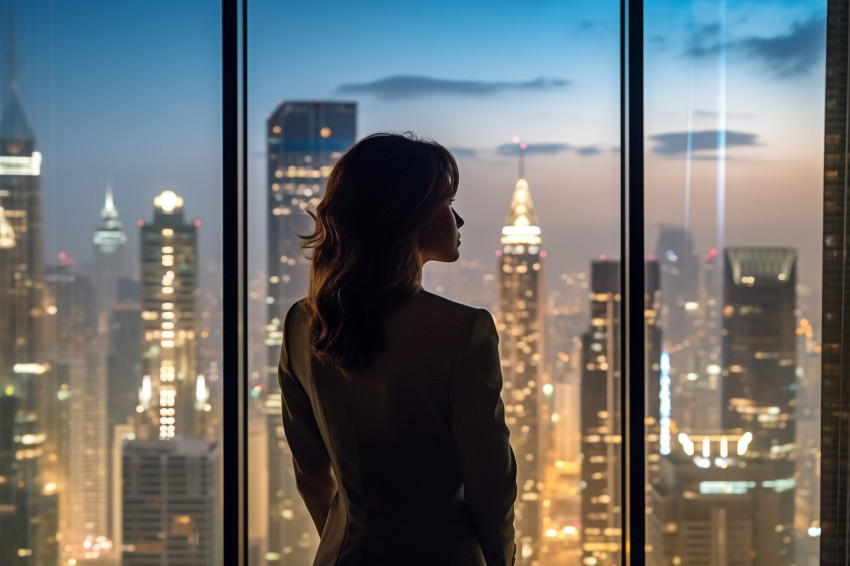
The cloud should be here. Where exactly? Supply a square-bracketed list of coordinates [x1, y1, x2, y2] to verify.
[495, 143, 607, 157]
[684, 23, 723, 58]
[739, 14, 825, 77]
[449, 147, 477, 158]
[335, 75, 570, 100]
[649, 130, 759, 155]
[576, 145, 602, 156]
[683, 13, 825, 77]
[496, 143, 571, 156]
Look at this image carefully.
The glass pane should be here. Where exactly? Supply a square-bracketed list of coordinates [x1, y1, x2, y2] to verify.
[0, 2, 223, 564]
[644, 2, 824, 565]
[248, 1, 620, 564]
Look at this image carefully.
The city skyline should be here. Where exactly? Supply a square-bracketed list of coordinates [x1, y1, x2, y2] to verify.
[0, 0, 829, 565]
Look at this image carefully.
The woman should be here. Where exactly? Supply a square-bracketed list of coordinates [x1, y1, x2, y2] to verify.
[278, 132, 517, 565]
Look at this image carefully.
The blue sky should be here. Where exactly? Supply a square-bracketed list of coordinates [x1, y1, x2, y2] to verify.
[6, 0, 826, 288]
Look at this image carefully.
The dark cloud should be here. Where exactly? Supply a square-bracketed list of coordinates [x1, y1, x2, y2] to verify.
[684, 23, 723, 58]
[739, 14, 825, 77]
[335, 75, 570, 101]
[449, 147, 477, 158]
[649, 130, 759, 155]
[576, 145, 602, 156]
[496, 143, 571, 156]
[494, 143, 607, 157]
[683, 13, 825, 77]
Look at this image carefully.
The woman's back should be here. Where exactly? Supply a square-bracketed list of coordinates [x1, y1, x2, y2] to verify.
[280, 291, 517, 565]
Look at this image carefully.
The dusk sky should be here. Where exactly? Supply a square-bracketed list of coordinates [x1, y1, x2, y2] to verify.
[7, 0, 825, 295]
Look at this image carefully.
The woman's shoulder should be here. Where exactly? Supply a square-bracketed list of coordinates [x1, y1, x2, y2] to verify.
[414, 290, 490, 317]
[402, 291, 495, 337]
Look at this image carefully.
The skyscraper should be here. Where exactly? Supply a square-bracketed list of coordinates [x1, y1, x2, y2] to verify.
[44, 262, 110, 559]
[264, 101, 356, 565]
[579, 259, 661, 566]
[648, 432, 783, 566]
[93, 182, 128, 321]
[655, 225, 698, 350]
[121, 438, 220, 565]
[265, 101, 356, 367]
[0, 17, 58, 563]
[139, 190, 205, 440]
[580, 261, 621, 566]
[497, 175, 543, 563]
[821, 1, 850, 560]
[722, 246, 797, 563]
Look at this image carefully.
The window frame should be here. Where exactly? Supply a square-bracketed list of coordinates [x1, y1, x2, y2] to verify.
[220, 1, 843, 564]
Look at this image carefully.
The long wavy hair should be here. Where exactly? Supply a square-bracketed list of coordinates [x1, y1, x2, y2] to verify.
[301, 132, 459, 375]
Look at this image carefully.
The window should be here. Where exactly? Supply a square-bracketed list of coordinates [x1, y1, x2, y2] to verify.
[0, 2, 223, 564]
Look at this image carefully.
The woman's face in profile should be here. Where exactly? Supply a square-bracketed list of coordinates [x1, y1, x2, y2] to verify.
[418, 198, 465, 264]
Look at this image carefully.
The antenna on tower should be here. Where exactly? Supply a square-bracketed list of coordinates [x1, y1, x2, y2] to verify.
[513, 136, 527, 179]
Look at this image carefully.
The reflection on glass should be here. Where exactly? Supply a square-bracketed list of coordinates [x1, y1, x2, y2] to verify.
[645, 2, 823, 565]
[0, 2, 222, 565]
[249, 1, 620, 564]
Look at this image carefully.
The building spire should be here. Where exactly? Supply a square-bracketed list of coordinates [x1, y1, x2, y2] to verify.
[501, 178, 541, 247]
[101, 180, 119, 220]
[512, 136, 527, 180]
[0, 1, 34, 146]
[519, 142, 526, 180]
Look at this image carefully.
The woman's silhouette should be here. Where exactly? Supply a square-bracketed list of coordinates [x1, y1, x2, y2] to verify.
[278, 132, 517, 565]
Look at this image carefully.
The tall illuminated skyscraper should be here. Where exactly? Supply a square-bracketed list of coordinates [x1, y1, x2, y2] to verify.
[579, 259, 661, 566]
[263, 101, 356, 565]
[821, 2, 850, 560]
[0, 17, 58, 563]
[655, 225, 698, 350]
[93, 182, 127, 320]
[722, 246, 797, 563]
[45, 263, 110, 558]
[139, 190, 207, 440]
[497, 173, 543, 563]
[579, 261, 621, 566]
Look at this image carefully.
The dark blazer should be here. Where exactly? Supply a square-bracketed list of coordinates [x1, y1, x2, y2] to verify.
[278, 291, 517, 566]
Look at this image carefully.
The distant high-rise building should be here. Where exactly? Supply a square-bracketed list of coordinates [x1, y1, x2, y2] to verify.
[0, 17, 58, 563]
[579, 259, 661, 566]
[139, 190, 205, 440]
[655, 225, 699, 349]
[265, 101, 356, 343]
[648, 432, 784, 566]
[722, 248, 797, 455]
[106, 278, 141, 541]
[264, 101, 356, 565]
[44, 263, 110, 558]
[497, 174, 543, 562]
[108, 278, 142, 435]
[821, 1, 850, 561]
[121, 438, 220, 565]
[722, 246, 797, 563]
[580, 261, 621, 566]
[93, 182, 127, 320]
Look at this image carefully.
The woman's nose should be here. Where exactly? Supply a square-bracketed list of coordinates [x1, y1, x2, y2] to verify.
[453, 208, 464, 228]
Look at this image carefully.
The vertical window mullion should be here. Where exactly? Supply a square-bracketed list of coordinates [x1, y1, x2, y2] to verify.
[222, 0, 246, 564]
[621, 0, 646, 564]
